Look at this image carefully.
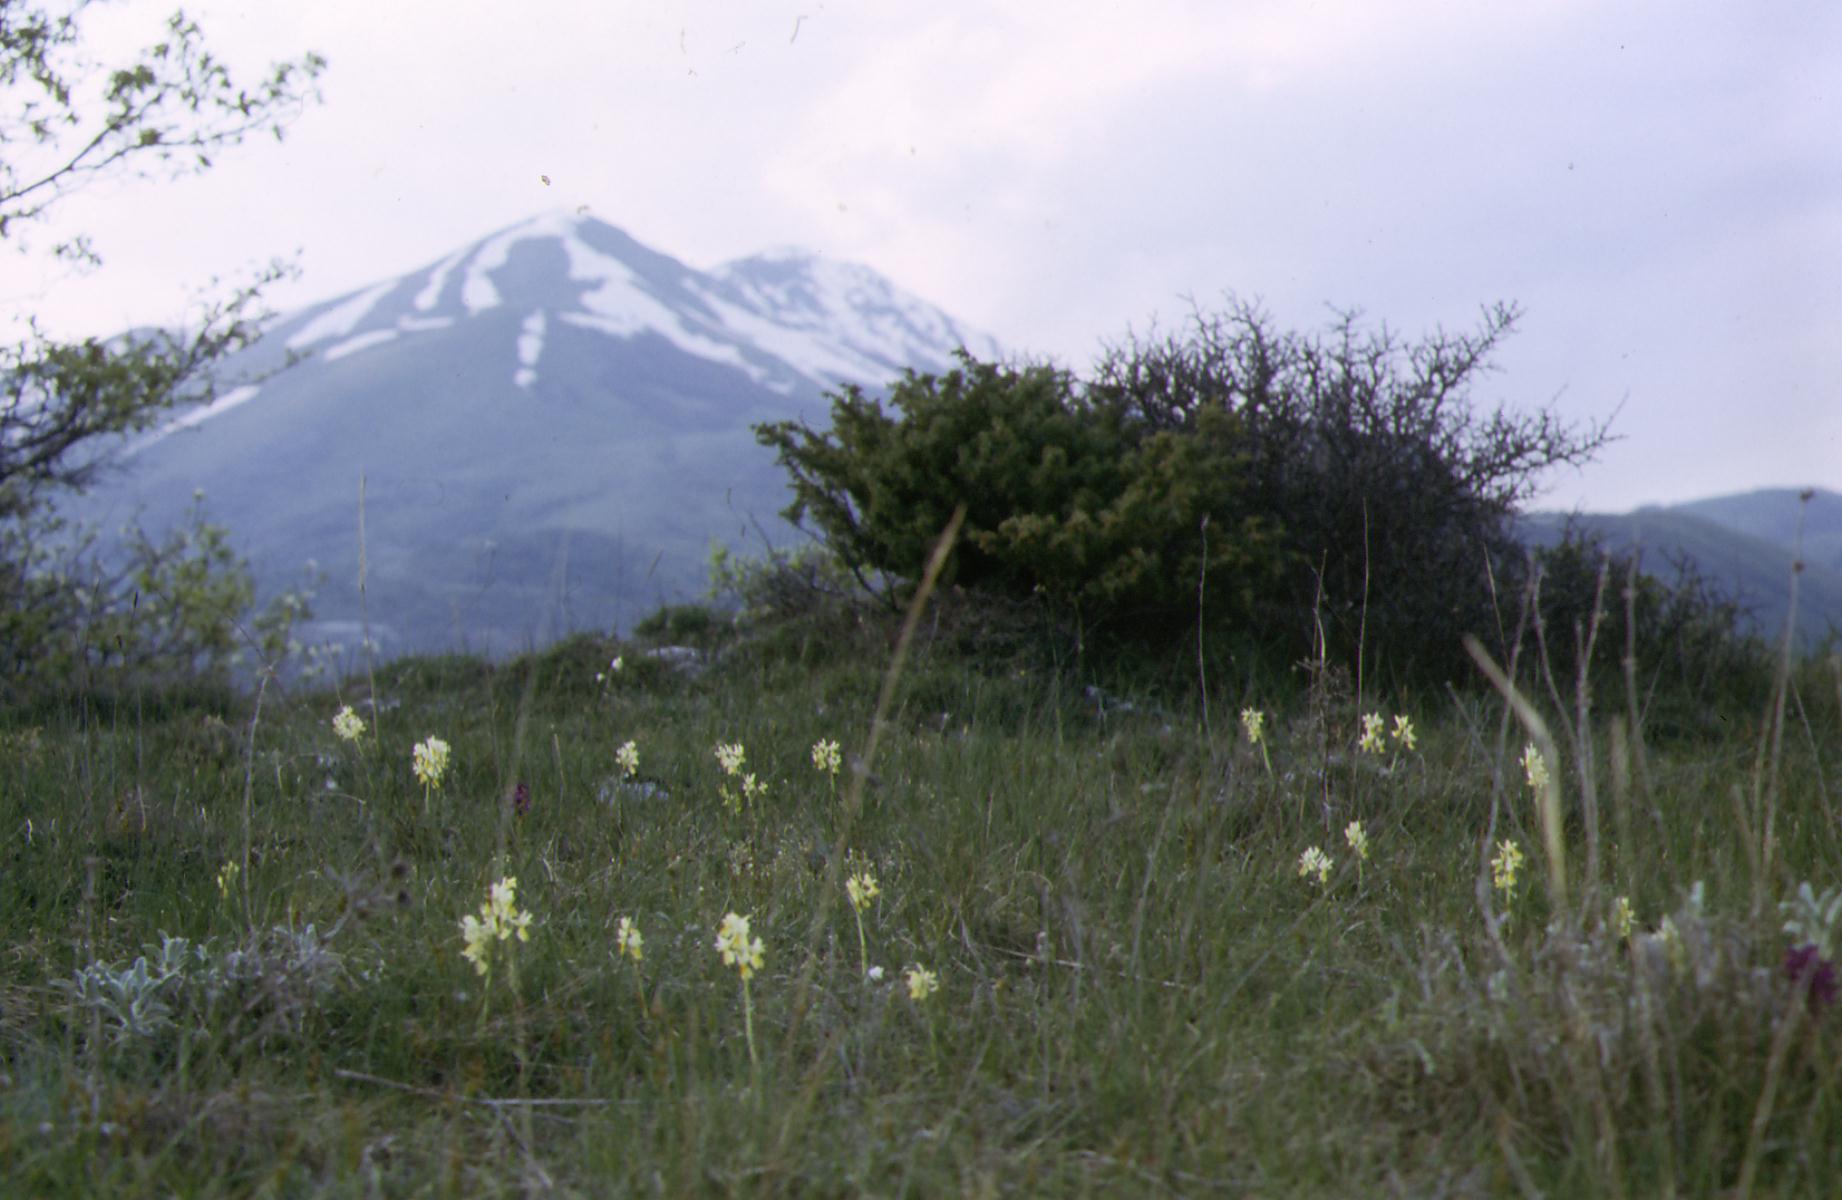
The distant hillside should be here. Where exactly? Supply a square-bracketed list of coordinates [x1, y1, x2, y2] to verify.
[1520, 487, 1842, 651]
[1671, 488, 1842, 577]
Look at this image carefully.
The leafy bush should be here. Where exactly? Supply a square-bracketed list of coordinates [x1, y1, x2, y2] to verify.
[1519, 523, 1775, 735]
[633, 602, 727, 649]
[1, 1, 323, 699]
[0, 494, 316, 701]
[756, 352, 1284, 652]
[759, 301, 1613, 687]
[707, 539, 861, 627]
[1089, 299, 1611, 685]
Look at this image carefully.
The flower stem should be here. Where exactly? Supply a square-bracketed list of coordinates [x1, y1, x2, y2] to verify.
[742, 976, 759, 1079]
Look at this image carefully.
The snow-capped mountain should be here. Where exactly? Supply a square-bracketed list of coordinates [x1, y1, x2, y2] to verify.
[77, 212, 1001, 656]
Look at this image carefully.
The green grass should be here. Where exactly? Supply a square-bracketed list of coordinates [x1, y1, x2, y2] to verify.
[3, 619, 1841, 1196]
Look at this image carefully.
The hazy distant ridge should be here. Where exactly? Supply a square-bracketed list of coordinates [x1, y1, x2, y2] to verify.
[1521, 488, 1842, 650]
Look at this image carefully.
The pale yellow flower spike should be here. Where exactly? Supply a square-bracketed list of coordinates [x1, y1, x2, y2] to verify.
[332, 705, 366, 742]
[846, 872, 880, 912]
[460, 914, 492, 975]
[617, 915, 644, 962]
[715, 912, 766, 980]
[1520, 743, 1549, 792]
[458, 874, 533, 977]
[906, 964, 939, 1001]
[412, 735, 451, 790]
[1240, 707, 1274, 777]
[1492, 839, 1526, 895]
[716, 911, 767, 1071]
[615, 739, 639, 778]
[1358, 713, 1385, 755]
[1298, 846, 1333, 886]
[812, 738, 842, 776]
[1611, 895, 1635, 940]
[1391, 714, 1416, 752]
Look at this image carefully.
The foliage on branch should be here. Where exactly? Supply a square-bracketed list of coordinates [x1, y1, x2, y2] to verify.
[1, 0, 325, 696]
[1, 491, 318, 699]
[2, 0, 325, 256]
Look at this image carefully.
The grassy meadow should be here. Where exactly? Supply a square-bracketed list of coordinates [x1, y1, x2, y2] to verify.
[3, 600, 1841, 1197]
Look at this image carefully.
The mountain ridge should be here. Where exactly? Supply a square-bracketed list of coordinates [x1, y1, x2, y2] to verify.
[74, 212, 1000, 657]
[1521, 487, 1842, 650]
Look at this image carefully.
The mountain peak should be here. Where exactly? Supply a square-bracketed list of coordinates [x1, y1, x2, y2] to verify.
[89, 214, 1004, 657]
[249, 213, 996, 399]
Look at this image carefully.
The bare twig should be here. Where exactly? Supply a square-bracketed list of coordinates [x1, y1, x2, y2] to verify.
[332, 1068, 622, 1109]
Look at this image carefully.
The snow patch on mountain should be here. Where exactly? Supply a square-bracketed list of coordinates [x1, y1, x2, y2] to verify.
[415, 248, 467, 311]
[325, 328, 400, 362]
[514, 309, 546, 389]
[694, 292, 901, 387]
[462, 212, 587, 316]
[174, 384, 261, 432]
[710, 248, 1000, 376]
[287, 280, 396, 349]
[127, 383, 263, 454]
[461, 262, 501, 314]
[558, 309, 755, 377]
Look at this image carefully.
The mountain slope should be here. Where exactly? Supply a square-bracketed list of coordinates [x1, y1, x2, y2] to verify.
[1670, 488, 1842, 577]
[1520, 487, 1842, 651]
[73, 212, 1000, 657]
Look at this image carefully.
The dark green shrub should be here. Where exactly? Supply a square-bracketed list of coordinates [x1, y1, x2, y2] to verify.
[1088, 299, 1612, 687]
[708, 541, 860, 626]
[634, 602, 725, 649]
[759, 302, 1611, 689]
[1520, 524, 1775, 736]
[756, 353, 1284, 652]
[1, 495, 316, 703]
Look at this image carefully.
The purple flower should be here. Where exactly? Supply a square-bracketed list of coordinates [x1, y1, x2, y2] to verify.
[1783, 943, 1838, 1012]
[512, 782, 531, 819]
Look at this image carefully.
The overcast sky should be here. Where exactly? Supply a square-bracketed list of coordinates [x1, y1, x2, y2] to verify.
[11, 0, 1839, 512]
